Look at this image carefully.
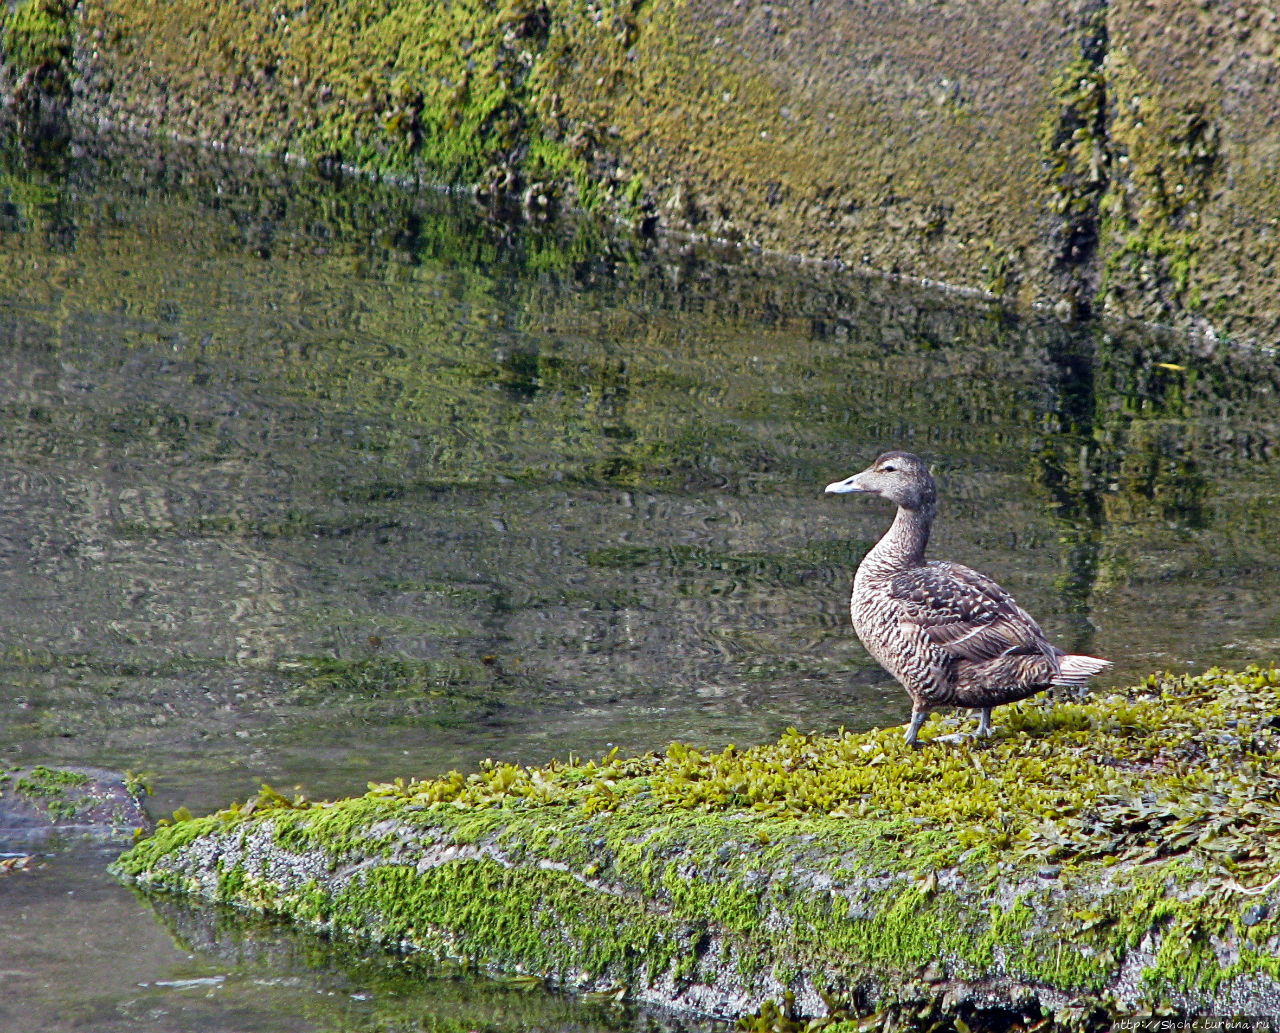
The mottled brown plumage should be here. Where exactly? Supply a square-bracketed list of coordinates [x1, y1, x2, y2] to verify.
[826, 451, 1111, 745]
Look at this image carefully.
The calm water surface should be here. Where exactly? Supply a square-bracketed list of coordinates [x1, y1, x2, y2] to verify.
[1, 136, 1279, 1031]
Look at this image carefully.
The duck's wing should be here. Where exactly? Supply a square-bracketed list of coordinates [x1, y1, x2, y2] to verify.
[888, 560, 1056, 663]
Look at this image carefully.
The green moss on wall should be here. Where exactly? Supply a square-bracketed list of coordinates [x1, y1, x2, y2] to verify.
[1, 0, 75, 135]
[10, 0, 1280, 341]
[73, 0, 653, 216]
[1, 0, 74, 73]
[68, 0, 1094, 312]
[1096, 50, 1222, 325]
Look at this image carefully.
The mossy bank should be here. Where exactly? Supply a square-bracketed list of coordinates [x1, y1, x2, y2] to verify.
[115, 667, 1280, 1028]
[4, 0, 1280, 343]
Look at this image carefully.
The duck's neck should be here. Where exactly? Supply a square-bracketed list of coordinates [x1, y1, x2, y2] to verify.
[860, 502, 934, 578]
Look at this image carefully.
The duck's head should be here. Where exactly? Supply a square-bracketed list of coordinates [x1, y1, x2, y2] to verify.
[825, 451, 937, 511]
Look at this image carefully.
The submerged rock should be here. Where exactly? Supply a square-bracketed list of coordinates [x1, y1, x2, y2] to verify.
[1, 765, 150, 845]
[114, 668, 1280, 1028]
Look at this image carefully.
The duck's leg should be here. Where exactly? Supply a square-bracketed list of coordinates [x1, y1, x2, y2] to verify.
[976, 708, 992, 737]
[904, 705, 929, 747]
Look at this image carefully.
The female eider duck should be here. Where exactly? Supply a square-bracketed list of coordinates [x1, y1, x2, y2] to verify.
[825, 451, 1111, 746]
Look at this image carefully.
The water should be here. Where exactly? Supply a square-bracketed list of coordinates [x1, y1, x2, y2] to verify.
[1, 133, 1279, 1031]
[3, 840, 695, 1033]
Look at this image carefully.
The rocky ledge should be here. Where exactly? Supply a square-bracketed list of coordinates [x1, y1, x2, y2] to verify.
[113, 668, 1280, 1029]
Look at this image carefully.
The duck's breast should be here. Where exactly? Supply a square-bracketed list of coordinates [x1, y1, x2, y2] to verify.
[850, 574, 950, 700]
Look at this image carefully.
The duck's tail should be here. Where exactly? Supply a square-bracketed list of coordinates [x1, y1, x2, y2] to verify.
[1052, 654, 1112, 687]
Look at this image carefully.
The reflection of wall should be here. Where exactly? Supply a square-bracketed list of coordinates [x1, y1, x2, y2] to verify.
[2, 141, 1280, 741]
[1031, 324, 1280, 670]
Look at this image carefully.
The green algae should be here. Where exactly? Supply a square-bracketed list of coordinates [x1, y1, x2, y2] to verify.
[0, 0, 75, 142]
[1, 764, 148, 833]
[0, 0, 73, 74]
[15, 765, 91, 792]
[1093, 50, 1224, 326]
[277, 656, 503, 708]
[75, 0, 635, 208]
[66, 0, 1074, 319]
[12, 0, 1276, 343]
[13, 764, 93, 821]
[115, 667, 1280, 1021]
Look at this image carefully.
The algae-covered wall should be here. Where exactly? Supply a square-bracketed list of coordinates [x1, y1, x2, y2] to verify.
[4, 1, 1279, 339]
[1099, 5, 1280, 337]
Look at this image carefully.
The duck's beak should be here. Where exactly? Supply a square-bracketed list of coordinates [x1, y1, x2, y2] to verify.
[825, 471, 875, 495]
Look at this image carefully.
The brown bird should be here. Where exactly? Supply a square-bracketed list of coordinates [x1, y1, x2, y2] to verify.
[825, 451, 1111, 745]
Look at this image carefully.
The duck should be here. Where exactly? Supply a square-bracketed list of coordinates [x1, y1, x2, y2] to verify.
[825, 451, 1111, 746]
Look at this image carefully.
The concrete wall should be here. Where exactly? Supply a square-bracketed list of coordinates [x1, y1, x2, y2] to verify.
[5, 0, 1279, 344]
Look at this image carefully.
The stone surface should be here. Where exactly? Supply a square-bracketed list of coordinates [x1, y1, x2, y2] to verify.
[0, 765, 150, 844]
[3, 0, 1277, 342]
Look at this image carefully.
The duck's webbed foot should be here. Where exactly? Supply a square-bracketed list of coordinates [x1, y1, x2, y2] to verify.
[920, 708, 993, 745]
[904, 708, 929, 748]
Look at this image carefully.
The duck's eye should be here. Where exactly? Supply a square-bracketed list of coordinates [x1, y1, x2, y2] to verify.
[880, 463, 896, 473]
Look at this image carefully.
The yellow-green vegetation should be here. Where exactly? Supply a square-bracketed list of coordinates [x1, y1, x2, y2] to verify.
[1096, 51, 1221, 324]
[276, 655, 517, 724]
[59, 0, 1088, 315]
[1094, 4, 1280, 340]
[2, 764, 152, 834]
[0, 0, 73, 73]
[0, 0, 75, 129]
[8, 0, 1280, 340]
[116, 667, 1280, 1024]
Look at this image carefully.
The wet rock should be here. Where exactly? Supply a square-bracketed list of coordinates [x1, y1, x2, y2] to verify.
[115, 669, 1280, 1025]
[920, 959, 946, 983]
[0, 765, 150, 845]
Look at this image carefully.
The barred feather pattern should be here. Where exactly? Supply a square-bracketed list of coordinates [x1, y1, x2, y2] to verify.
[827, 451, 1111, 743]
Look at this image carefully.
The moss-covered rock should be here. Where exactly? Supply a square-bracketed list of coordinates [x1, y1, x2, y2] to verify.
[1, 764, 150, 840]
[115, 667, 1280, 1027]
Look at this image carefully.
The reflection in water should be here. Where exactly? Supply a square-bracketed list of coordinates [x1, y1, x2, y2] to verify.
[141, 892, 702, 1033]
[0, 845, 701, 1033]
[1, 134, 1279, 1031]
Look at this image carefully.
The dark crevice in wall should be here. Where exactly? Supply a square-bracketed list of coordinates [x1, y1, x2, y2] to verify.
[0, 0, 77, 164]
[1041, 0, 1110, 319]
